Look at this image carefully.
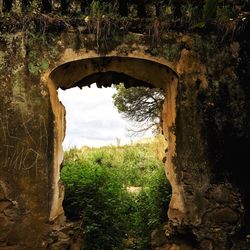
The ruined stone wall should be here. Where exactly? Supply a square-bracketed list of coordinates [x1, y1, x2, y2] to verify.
[0, 32, 54, 248]
[0, 17, 249, 249]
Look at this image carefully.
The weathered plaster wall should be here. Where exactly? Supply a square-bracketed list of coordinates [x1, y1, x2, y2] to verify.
[0, 21, 249, 249]
[0, 32, 54, 248]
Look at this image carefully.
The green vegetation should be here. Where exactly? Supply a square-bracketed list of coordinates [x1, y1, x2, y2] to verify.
[90, 0, 117, 17]
[112, 85, 165, 135]
[1, 1, 244, 27]
[61, 138, 171, 249]
[1, 1, 246, 55]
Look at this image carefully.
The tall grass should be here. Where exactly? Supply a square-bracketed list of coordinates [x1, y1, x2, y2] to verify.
[61, 137, 171, 249]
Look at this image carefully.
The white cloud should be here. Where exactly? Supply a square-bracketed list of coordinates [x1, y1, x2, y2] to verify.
[58, 84, 153, 149]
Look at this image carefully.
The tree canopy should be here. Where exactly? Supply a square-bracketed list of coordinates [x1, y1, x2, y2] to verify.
[112, 84, 165, 135]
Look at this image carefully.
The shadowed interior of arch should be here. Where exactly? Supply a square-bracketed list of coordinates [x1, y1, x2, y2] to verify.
[50, 56, 178, 90]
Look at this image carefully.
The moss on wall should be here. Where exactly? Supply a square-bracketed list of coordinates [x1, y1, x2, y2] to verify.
[0, 16, 249, 249]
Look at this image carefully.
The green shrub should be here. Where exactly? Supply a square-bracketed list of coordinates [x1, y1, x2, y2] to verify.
[61, 140, 171, 249]
[62, 159, 129, 249]
[90, 0, 117, 17]
[127, 167, 171, 249]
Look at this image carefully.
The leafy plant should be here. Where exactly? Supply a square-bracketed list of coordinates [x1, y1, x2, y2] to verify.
[61, 139, 171, 249]
[62, 158, 128, 249]
[128, 167, 171, 249]
[90, 0, 102, 17]
[28, 62, 39, 76]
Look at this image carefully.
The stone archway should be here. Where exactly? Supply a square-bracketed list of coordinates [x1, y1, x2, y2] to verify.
[1, 36, 246, 248]
[47, 56, 181, 226]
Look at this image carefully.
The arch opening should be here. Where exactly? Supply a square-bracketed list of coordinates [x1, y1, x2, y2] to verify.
[58, 83, 159, 149]
[47, 56, 180, 239]
[58, 82, 172, 249]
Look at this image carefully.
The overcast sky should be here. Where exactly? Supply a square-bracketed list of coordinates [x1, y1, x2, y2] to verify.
[58, 84, 152, 149]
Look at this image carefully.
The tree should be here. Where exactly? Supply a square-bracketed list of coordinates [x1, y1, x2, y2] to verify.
[112, 84, 165, 135]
